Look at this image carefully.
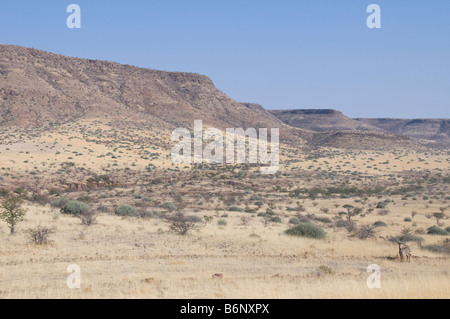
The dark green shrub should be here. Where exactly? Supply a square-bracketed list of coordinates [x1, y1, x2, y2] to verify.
[115, 204, 137, 217]
[218, 219, 227, 226]
[270, 216, 282, 223]
[61, 200, 90, 215]
[0, 189, 10, 197]
[423, 244, 450, 255]
[427, 226, 448, 235]
[404, 218, 412, 222]
[139, 210, 163, 219]
[289, 217, 300, 225]
[187, 215, 203, 223]
[445, 227, 450, 233]
[314, 217, 332, 224]
[161, 202, 175, 211]
[286, 223, 326, 239]
[389, 233, 424, 244]
[373, 221, 387, 227]
[229, 206, 243, 212]
[376, 202, 387, 209]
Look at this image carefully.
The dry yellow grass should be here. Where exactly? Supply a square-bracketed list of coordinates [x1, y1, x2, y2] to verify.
[0, 204, 448, 299]
[0, 120, 449, 299]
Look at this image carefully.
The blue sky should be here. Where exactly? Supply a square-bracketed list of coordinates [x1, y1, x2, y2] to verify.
[1, 0, 449, 118]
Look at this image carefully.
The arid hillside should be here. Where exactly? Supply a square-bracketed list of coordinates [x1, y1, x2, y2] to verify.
[0, 44, 430, 151]
[0, 44, 296, 137]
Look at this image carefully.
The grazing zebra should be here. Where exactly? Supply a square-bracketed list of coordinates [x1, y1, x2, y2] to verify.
[398, 243, 411, 262]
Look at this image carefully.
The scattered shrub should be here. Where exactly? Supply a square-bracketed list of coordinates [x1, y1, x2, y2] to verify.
[286, 223, 326, 239]
[27, 226, 55, 245]
[161, 202, 175, 211]
[229, 206, 243, 212]
[61, 200, 90, 215]
[336, 219, 356, 232]
[270, 216, 282, 223]
[115, 205, 137, 217]
[50, 197, 70, 208]
[217, 219, 227, 226]
[389, 233, 424, 244]
[79, 210, 98, 226]
[314, 216, 332, 224]
[427, 226, 448, 236]
[166, 212, 204, 235]
[376, 202, 387, 209]
[356, 224, 377, 240]
[373, 221, 387, 227]
[139, 211, 163, 219]
[187, 215, 203, 223]
[289, 217, 300, 225]
[423, 244, 450, 255]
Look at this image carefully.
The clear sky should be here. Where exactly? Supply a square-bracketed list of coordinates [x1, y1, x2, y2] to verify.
[1, 0, 449, 118]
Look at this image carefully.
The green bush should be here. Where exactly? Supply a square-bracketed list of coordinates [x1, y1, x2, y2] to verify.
[160, 202, 175, 211]
[374, 221, 387, 227]
[404, 218, 412, 222]
[289, 217, 300, 225]
[51, 197, 71, 208]
[187, 215, 203, 223]
[218, 219, 227, 226]
[229, 206, 243, 212]
[270, 216, 282, 223]
[423, 244, 450, 255]
[139, 210, 163, 219]
[314, 217, 332, 224]
[115, 205, 137, 217]
[0, 189, 10, 197]
[286, 223, 326, 239]
[376, 202, 387, 209]
[427, 226, 448, 236]
[445, 227, 450, 233]
[389, 233, 424, 244]
[61, 200, 90, 215]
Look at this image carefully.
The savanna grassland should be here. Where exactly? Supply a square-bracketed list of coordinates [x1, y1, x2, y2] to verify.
[0, 119, 449, 299]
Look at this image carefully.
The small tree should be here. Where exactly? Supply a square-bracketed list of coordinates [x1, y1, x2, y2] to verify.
[27, 226, 55, 245]
[356, 224, 377, 240]
[433, 212, 446, 227]
[0, 196, 27, 235]
[166, 212, 203, 235]
[79, 210, 98, 226]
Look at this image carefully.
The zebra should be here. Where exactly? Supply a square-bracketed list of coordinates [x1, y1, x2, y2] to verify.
[398, 243, 411, 262]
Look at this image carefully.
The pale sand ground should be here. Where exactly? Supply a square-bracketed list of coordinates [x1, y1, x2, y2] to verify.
[0, 203, 448, 299]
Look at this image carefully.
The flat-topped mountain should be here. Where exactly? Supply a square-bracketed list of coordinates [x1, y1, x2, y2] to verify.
[270, 109, 449, 148]
[269, 109, 376, 132]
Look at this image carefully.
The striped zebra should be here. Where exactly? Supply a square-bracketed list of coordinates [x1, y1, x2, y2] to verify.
[398, 243, 411, 262]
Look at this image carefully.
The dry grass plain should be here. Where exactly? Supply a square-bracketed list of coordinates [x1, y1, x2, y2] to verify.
[0, 121, 449, 299]
[0, 199, 449, 299]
